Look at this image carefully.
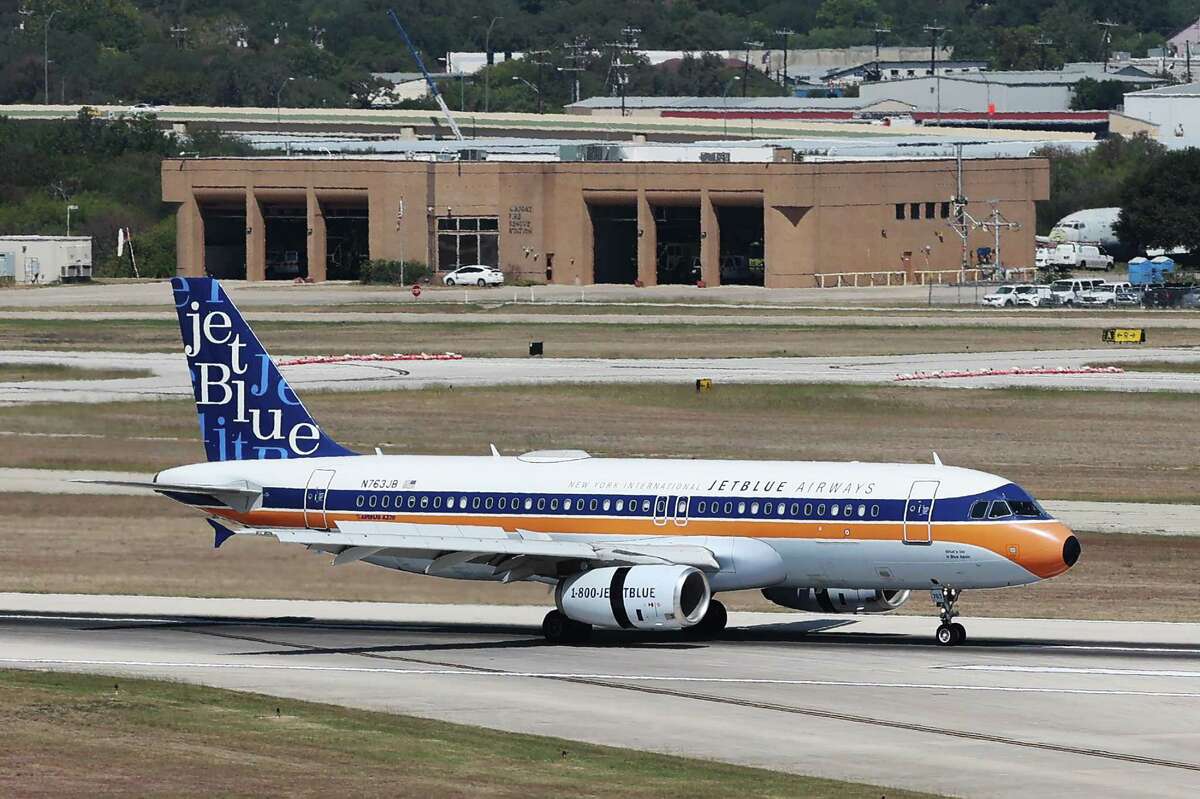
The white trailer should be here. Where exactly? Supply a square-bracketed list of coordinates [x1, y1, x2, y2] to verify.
[0, 236, 92, 284]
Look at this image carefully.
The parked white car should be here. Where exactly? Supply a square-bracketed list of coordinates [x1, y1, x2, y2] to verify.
[1049, 242, 1113, 270]
[1078, 282, 1137, 307]
[1015, 285, 1053, 307]
[979, 284, 1027, 305]
[443, 265, 504, 287]
[1049, 278, 1105, 306]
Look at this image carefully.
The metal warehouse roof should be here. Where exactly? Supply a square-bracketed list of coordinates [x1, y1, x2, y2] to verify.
[1126, 81, 1200, 97]
[569, 96, 883, 111]
[874, 65, 1160, 87]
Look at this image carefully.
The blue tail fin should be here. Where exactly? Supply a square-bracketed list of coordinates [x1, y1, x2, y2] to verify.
[171, 277, 356, 462]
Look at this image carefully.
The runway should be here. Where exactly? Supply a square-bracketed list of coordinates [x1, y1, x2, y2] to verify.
[5, 346, 1200, 406]
[2, 594, 1199, 798]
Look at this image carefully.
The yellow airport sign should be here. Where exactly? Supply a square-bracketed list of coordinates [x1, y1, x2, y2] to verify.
[1102, 328, 1146, 344]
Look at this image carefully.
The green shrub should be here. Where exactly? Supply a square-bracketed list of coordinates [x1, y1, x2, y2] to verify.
[359, 259, 431, 285]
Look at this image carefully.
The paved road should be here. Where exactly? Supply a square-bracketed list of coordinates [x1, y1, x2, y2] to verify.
[2, 467, 1195, 537]
[0, 277, 1177, 311]
[2, 594, 1198, 798]
[4, 347, 1200, 406]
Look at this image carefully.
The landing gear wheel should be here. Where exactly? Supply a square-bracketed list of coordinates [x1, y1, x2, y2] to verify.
[931, 587, 965, 646]
[686, 599, 727, 638]
[541, 610, 592, 645]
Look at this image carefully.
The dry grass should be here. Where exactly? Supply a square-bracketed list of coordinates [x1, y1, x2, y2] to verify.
[0, 364, 152, 382]
[0, 670, 938, 799]
[4, 317, 1200, 357]
[1, 494, 1196, 622]
[2, 382, 1199, 502]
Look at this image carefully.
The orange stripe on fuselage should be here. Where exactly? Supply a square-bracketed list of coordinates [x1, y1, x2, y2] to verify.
[207, 508, 1075, 580]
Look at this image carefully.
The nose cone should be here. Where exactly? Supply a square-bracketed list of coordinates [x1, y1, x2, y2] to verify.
[1016, 521, 1080, 579]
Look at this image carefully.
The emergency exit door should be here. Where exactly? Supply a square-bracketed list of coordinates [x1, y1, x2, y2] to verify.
[903, 480, 938, 544]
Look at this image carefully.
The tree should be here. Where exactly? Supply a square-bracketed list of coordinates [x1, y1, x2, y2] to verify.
[1116, 149, 1200, 253]
[1070, 78, 1133, 111]
[1033, 134, 1167, 233]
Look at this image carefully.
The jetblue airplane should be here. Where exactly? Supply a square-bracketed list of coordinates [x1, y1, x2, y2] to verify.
[102, 277, 1080, 646]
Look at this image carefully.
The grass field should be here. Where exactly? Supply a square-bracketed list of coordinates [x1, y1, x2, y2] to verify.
[4, 316, 1200, 357]
[0, 670, 938, 799]
[0, 363, 151, 382]
[3, 382, 1199, 502]
[3, 494, 1197, 622]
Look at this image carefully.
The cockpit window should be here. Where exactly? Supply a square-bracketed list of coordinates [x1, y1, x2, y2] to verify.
[968, 501, 988, 520]
[1009, 500, 1041, 517]
[988, 500, 1012, 519]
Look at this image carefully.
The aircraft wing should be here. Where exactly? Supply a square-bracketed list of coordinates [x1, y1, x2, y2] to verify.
[216, 519, 719, 581]
[73, 479, 262, 513]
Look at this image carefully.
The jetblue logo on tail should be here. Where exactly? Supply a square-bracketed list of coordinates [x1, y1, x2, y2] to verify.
[172, 277, 355, 462]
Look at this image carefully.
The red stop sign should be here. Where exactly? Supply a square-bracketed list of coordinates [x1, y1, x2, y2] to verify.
[411, 284, 422, 298]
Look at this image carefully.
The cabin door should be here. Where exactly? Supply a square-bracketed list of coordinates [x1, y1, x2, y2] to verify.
[303, 469, 337, 530]
[903, 480, 939, 544]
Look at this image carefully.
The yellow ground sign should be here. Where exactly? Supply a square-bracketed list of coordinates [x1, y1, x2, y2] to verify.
[1102, 328, 1146, 344]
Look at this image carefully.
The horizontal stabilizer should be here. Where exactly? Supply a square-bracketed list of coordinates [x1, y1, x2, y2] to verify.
[72, 479, 261, 513]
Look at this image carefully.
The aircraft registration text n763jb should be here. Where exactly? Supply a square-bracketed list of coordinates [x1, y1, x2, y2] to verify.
[86, 277, 1081, 646]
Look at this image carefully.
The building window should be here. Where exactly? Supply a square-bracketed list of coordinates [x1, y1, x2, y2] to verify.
[895, 203, 905, 220]
[925, 202, 935, 219]
[940, 201, 951, 219]
[436, 216, 499, 271]
[910, 202, 921, 220]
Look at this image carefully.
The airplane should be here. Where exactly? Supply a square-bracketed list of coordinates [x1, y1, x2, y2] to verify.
[96, 276, 1080, 646]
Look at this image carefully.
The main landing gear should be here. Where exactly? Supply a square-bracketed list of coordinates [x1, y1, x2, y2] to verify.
[932, 587, 967, 646]
[542, 609, 592, 645]
[684, 598, 728, 639]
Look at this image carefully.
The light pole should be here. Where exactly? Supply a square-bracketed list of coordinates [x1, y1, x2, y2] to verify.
[722, 76, 741, 136]
[66, 204, 78, 236]
[481, 15, 502, 113]
[275, 76, 295, 125]
[43, 10, 58, 105]
[742, 40, 762, 97]
[512, 76, 541, 112]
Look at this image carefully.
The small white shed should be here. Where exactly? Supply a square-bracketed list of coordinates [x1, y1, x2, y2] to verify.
[0, 236, 93, 284]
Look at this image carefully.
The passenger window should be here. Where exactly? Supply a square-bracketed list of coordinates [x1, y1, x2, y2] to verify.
[777, 503, 786, 516]
[989, 500, 1012, 519]
[524, 498, 533, 510]
[381, 495, 390, 508]
[550, 498, 559, 510]
[857, 504, 866, 517]
[642, 499, 651, 512]
[817, 503, 826, 516]
[615, 499, 624, 511]
[724, 501, 733, 514]
[368, 495, 377, 508]
[420, 496, 428, 508]
[871, 505, 880, 518]
[537, 498, 546, 510]
[802, 503, 811, 516]
[563, 498, 572, 511]
[483, 497, 492, 509]
[602, 499, 611, 511]
[497, 497, 506, 510]
[750, 501, 760, 514]
[969, 501, 988, 520]
[355, 495, 364, 508]
[472, 497, 481, 510]
[844, 504, 853, 517]
[831, 504, 839, 516]
[590, 498, 598, 511]
[764, 502, 772, 515]
[737, 501, 746, 514]
[434, 496, 442, 509]
[697, 500, 707, 513]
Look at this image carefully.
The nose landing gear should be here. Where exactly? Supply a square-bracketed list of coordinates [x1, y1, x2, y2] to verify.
[932, 587, 966, 646]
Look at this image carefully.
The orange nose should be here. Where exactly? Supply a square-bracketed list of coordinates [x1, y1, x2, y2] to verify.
[1015, 521, 1080, 579]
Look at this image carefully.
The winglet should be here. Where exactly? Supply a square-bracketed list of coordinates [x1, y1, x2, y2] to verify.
[208, 518, 238, 549]
[489, 444, 500, 457]
[932, 451, 943, 467]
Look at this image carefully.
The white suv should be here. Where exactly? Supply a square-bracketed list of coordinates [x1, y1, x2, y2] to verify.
[982, 285, 1022, 307]
[1078, 282, 1136, 307]
[443, 265, 504, 287]
[1015, 285, 1053, 307]
[1049, 278, 1104, 306]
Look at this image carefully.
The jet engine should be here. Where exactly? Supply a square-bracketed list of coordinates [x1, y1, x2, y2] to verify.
[557, 565, 710, 630]
[761, 587, 911, 614]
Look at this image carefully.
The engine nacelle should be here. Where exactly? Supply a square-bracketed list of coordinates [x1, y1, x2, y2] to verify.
[761, 587, 911, 614]
[557, 565, 710, 630]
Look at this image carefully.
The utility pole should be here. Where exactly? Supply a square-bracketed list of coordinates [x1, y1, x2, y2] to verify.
[980, 201, 1021, 275]
[774, 28, 793, 88]
[561, 37, 588, 104]
[923, 23, 948, 122]
[1034, 35, 1053, 70]
[947, 143, 978, 276]
[43, 9, 57, 105]
[742, 40, 762, 97]
[480, 15, 502, 113]
[870, 27, 891, 81]
[605, 27, 639, 117]
[1097, 20, 1118, 72]
[528, 50, 551, 114]
[1188, 41, 1193, 84]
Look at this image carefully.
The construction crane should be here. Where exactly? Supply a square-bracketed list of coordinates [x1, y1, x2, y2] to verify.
[386, 8, 464, 141]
